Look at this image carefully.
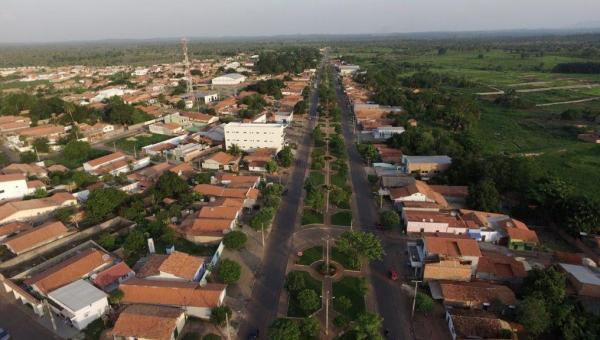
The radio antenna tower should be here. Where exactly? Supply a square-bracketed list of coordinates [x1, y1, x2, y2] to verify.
[181, 37, 193, 96]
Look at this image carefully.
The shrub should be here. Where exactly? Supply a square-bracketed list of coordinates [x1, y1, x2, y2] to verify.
[285, 271, 307, 292]
[210, 305, 232, 327]
[223, 231, 247, 250]
[218, 259, 241, 284]
[415, 292, 434, 313]
[297, 289, 320, 314]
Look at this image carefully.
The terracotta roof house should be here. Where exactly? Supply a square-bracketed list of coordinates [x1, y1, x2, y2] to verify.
[403, 210, 480, 235]
[201, 152, 240, 172]
[446, 309, 517, 340]
[390, 180, 448, 208]
[2, 163, 48, 178]
[176, 217, 236, 244]
[421, 235, 482, 281]
[497, 218, 539, 251]
[218, 173, 260, 188]
[83, 151, 126, 170]
[436, 280, 517, 309]
[119, 279, 226, 319]
[0, 221, 30, 241]
[197, 206, 240, 220]
[193, 184, 251, 200]
[137, 251, 206, 282]
[25, 248, 113, 295]
[2, 221, 70, 255]
[46, 164, 69, 173]
[0, 192, 77, 224]
[92, 262, 135, 292]
[476, 251, 527, 285]
[112, 304, 186, 340]
[17, 124, 66, 143]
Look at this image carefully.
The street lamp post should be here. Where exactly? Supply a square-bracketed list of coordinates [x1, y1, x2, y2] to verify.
[411, 280, 423, 318]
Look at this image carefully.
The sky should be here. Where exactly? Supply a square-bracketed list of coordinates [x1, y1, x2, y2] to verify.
[1, 0, 599, 43]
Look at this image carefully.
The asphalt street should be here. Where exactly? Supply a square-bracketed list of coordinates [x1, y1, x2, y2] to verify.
[332, 67, 414, 340]
[0, 291, 61, 340]
[237, 67, 321, 339]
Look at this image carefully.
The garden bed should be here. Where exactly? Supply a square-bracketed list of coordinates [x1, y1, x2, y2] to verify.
[331, 211, 352, 226]
[301, 209, 324, 225]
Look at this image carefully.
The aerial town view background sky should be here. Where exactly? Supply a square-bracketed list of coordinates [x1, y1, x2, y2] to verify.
[1, 0, 599, 43]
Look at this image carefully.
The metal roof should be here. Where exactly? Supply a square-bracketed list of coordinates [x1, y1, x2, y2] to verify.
[48, 279, 107, 312]
[560, 263, 600, 285]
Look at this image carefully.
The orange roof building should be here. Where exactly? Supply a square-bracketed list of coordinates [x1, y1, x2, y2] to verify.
[25, 248, 112, 295]
[92, 262, 135, 292]
[137, 251, 205, 282]
[112, 304, 186, 340]
[119, 279, 226, 319]
[2, 221, 70, 255]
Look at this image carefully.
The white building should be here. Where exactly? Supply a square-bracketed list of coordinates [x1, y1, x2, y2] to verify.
[47, 280, 109, 330]
[211, 73, 246, 85]
[195, 92, 219, 104]
[338, 64, 361, 76]
[372, 126, 405, 140]
[224, 122, 285, 152]
[0, 174, 29, 201]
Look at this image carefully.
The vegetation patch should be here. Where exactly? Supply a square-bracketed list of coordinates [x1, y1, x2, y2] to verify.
[331, 211, 352, 226]
[297, 246, 323, 265]
[332, 277, 367, 319]
[286, 271, 322, 317]
[114, 133, 171, 153]
[301, 209, 323, 225]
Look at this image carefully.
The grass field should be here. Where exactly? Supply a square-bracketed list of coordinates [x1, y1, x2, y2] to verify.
[297, 246, 322, 265]
[344, 47, 600, 201]
[287, 271, 322, 317]
[114, 133, 171, 153]
[332, 276, 366, 319]
[301, 209, 323, 225]
[331, 247, 360, 271]
[306, 171, 325, 187]
[331, 211, 352, 226]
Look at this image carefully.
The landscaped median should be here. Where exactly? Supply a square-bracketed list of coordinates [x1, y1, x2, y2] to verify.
[285, 271, 322, 317]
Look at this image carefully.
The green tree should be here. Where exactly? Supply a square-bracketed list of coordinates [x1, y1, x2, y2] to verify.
[85, 187, 128, 223]
[210, 305, 232, 327]
[222, 230, 247, 250]
[268, 318, 301, 340]
[0, 153, 8, 167]
[63, 140, 92, 164]
[415, 292, 434, 313]
[108, 289, 124, 305]
[218, 259, 241, 284]
[516, 296, 551, 336]
[53, 207, 75, 224]
[467, 178, 501, 212]
[352, 312, 383, 340]
[300, 317, 320, 338]
[380, 210, 400, 229]
[336, 296, 352, 311]
[249, 207, 274, 230]
[20, 151, 37, 163]
[265, 160, 278, 174]
[155, 171, 188, 199]
[194, 172, 213, 184]
[123, 229, 146, 262]
[33, 137, 50, 153]
[285, 271, 306, 293]
[227, 144, 242, 156]
[277, 146, 293, 167]
[297, 289, 320, 314]
[336, 231, 384, 264]
[97, 232, 117, 250]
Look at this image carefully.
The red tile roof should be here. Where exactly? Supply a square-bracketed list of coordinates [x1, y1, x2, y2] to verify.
[112, 304, 184, 340]
[120, 279, 225, 308]
[92, 262, 134, 289]
[425, 235, 482, 257]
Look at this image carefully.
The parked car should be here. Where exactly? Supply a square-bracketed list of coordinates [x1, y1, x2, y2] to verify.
[388, 269, 398, 281]
[247, 329, 259, 340]
[0, 328, 10, 340]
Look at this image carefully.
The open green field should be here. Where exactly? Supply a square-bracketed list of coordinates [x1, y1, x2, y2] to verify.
[114, 133, 171, 153]
[341, 46, 600, 200]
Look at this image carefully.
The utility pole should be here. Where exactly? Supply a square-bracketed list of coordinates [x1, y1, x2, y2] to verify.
[411, 280, 423, 318]
[225, 310, 232, 340]
[324, 289, 329, 336]
[44, 299, 57, 332]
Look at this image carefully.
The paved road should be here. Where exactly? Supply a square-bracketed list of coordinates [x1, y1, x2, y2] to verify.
[0, 293, 61, 340]
[238, 68, 321, 339]
[331, 67, 414, 340]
